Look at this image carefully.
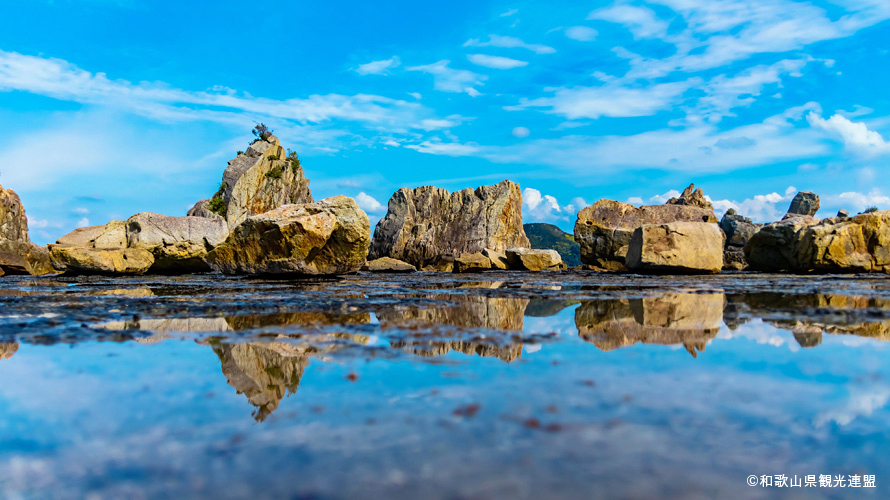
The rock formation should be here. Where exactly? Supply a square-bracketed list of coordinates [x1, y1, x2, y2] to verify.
[369, 180, 529, 268]
[0, 183, 54, 276]
[666, 183, 713, 210]
[625, 222, 724, 274]
[719, 210, 762, 270]
[785, 191, 820, 217]
[50, 245, 155, 274]
[207, 196, 370, 275]
[574, 197, 718, 271]
[505, 248, 565, 271]
[126, 212, 228, 272]
[574, 293, 725, 357]
[362, 257, 416, 272]
[190, 135, 313, 228]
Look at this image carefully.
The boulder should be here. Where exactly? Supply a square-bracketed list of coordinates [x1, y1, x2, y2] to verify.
[369, 180, 529, 268]
[0, 183, 55, 275]
[785, 191, 820, 217]
[719, 211, 762, 270]
[191, 135, 313, 228]
[421, 259, 454, 273]
[744, 216, 821, 272]
[574, 199, 718, 271]
[625, 222, 724, 274]
[454, 252, 491, 273]
[482, 247, 509, 270]
[207, 196, 370, 275]
[837, 209, 849, 219]
[49, 245, 155, 275]
[362, 257, 416, 273]
[506, 248, 565, 271]
[126, 213, 228, 272]
[57, 221, 128, 249]
[796, 211, 890, 273]
[666, 183, 713, 210]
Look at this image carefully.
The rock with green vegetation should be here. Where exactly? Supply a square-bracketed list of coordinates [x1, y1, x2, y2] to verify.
[207, 196, 370, 275]
[370, 180, 529, 269]
[523, 223, 581, 267]
[189, 134, 312, 228]
[0, 183, 56, 276]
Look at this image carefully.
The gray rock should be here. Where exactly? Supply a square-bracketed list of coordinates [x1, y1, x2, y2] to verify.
[837, 209, 849, 218]
[744, 216, 821, 271]
[127, 213, 229, 272]
[786, 191, 820, 217]
[719, 212, 763, 270]
[369, 180, 529, 268]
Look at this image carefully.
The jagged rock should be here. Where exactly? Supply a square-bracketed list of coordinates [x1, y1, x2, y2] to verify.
[454, 252, 491, 273]
[666, 183, 713, 210]
[126, 213, 228, 272]
[719, 211, 762, 270]
[506, 248, 565, 271]
[796, 211, 890, 273]
[744, 216, 821, 271]
[626, 222, 724, 274]
[369, 180, 529, 268]
[482, 247, 509, 270]
[49, 245, 155, 274]
[207, 196, 370, 275]
[0, 183, 54, 275]
[192, 135, 313, 228]
[786, 191, 820, 217]
[362, 257, 416, 272]
[187, 199, 225, 222]
[574, 199, 718, 271]
[837, 209, 849, 219]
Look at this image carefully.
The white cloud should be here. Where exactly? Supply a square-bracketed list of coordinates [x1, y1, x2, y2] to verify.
[588, 4, 669, 39]
[564, 26, 598, 42]
[354, 56, 400, 76]
[815, 385, 890, 427]
[500, 8, 518, 17]
[354, 192, 384, 213]
[466, 54, 528, 70]
[522, 188, 580, 222]
[648, 190, 682, 204]
[463, 34, 556, 54]
[75, 217, 90, 228]
[71, 207, 90, 215]
[404, 140, 481, 156]
[825, 191, 890, 213]
[512, 126, 530, 138]
[807, 111, 890, 153]
[626, 196, 644, 205]
[406, 60, 487, 96]
[706, 186, 797, 221]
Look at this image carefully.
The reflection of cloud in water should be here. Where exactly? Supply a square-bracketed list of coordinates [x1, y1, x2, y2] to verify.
[815, 385, 890, 427]
[717, 320, 800, 352]
[575, 293, 724, 357]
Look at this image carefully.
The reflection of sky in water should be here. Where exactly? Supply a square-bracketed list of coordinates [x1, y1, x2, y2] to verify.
[1, 317, 889, 499]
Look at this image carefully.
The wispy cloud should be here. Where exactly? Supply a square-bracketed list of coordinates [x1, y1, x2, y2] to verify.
[463, 34, 556, 55]
[353, 56, 400, 75]
[406, 60, 487, 96]
[564, 26, 598, 42]
[467, 54, 528, 69]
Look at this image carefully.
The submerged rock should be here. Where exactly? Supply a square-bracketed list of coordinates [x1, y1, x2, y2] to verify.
[506, 248, 565, 271]
[574, 199, 717, 271]
[126, 213, 228, 272]
[785, 191, 820, 217]
[626, 222, 724, 274]
[0, 183, 54, 276]
[191, 135, 313, 228]
[207, 196, 370, 275]
[362, 257, 416, 272]
[369, 180, 529, 269]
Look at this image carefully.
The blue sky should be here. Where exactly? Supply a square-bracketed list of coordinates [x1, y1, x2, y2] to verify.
[1, 0, 890, 243]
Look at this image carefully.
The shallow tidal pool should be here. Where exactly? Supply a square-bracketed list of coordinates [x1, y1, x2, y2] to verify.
[1, 271, 889, 499]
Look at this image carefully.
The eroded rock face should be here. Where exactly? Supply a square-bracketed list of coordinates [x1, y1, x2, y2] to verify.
[574, 199, 718, 271]
[49, 246, 155, 274]
[626, 222, 724, 274]
[666, 183, 713, 210]
[126, 213, 228, 272]
[506, 248, 565, 271]
[575, 293, 725, 357]
[193, 136, 313, 228]
[0, 184, 53, 276]
[362, 257, 416, 272]
[369, 180, 529, 268]
[719, 212, 762, 270]
[207, 196, 370, 275]
[786, 191, 820, 217]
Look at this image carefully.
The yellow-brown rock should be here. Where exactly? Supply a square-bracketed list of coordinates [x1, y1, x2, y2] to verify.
[626, 222, 724, 274]
[207, 195, 370, 275]
[506, 247, 565, 271]
[48, 245, 155, 274]
[454, 252, 491, 273]
[362, 257, 416, 272]
[0, 183, 56, 276]
[126, 212, 228, 272]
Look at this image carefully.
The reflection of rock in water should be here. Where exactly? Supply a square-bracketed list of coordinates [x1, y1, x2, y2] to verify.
[525, 299, 578, 318]
[97, 318, 233, 343]
[792, 327, 823, 348]
[575, 293, 725, 357]
[0, 343, 18, 360]
[213, 343, 309, 422]
[379, 295, 528, 362]
[225, 311, 370, 331]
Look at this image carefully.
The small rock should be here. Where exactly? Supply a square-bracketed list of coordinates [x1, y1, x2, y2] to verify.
[506, 248, 565, 271]
[454, 252, 491, 273]
[837, 209, 849, 218]
[482, 247, 509, 270]
[362, 257, 416, 273]
[786, 191, 820, 217]
[625, 222, 724, 274]
[665, 183, 713, 210]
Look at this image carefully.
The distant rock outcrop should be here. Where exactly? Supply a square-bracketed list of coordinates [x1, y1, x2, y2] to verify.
[666, 183, 713, 210]
[785, 191, 820, 217]
[625, 221, 724, 274]
[719, 210, 762, 270]
[574, 196, 718, 271]
[369, 180, 529, 268]
[207, 196, 370, 275]
[0, 183, 54, 276]
[190, 135, 313, 228]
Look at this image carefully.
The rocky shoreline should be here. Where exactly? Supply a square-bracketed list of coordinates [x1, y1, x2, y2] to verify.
[2, 131, 888, 278]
